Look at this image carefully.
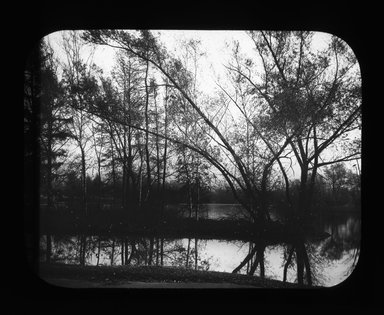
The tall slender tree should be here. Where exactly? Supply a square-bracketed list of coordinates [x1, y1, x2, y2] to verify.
[61, 31, 100, 217]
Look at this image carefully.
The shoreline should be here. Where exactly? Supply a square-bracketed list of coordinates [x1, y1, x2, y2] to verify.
[39, 217, 331, 243]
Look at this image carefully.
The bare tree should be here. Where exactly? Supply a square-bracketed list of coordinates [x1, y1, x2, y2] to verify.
[61, 31, 100, 216]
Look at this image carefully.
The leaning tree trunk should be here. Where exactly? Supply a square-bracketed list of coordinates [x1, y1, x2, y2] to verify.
[233, 243, 258, 274]
[283, 246, 295, 283]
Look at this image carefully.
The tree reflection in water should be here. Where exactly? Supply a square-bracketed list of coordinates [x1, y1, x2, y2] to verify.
[229, 216, 360, 287]
[231, 239, 318, 286]
[280, 238, 313, 286]
[40, 214, 360, 287]
[40, 235, 216, 271]
[232, 241, 266, 278]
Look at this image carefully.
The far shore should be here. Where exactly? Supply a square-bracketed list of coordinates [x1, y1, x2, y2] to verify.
[39, 216, 331, 243]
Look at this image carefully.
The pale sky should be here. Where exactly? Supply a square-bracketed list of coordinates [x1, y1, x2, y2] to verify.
[46, 30, 334, 96]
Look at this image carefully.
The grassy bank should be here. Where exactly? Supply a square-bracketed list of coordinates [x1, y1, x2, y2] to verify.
[39, 263, 310, 288]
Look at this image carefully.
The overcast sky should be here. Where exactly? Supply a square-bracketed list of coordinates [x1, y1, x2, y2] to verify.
[46, 30, 334, 96]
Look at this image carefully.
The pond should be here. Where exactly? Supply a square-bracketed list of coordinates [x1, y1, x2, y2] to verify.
[40, 204, 360, 287]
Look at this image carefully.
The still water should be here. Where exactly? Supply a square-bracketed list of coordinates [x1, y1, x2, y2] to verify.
[40, 205, 360, 287]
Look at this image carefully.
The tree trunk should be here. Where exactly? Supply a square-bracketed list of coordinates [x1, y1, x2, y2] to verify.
[79, 236, 83, 265]
[138, 141, 144, 208]
[249, 256, 259, 276]
[296, 243, 304, 285]
[143, 240, 148, 266]
[122, 162, 126, 209]
[124, 238, 129, 265]
[182, 150, 193, 218]
[160, 85, 169, 219]
[300, 242, 312, 286]
[259, 252, 265, 278]
[110, 137, 117, 208]
[144, 59, 151, 206]
[97, 157, 102, 211]
[46, 119, 53, 214]
[154, 89, 161, 195]
[194, 237, 198, 270]
[246, 243, 253, 274]
[233, 243, 258, 274]
[122, 129, 127, 210]
[307, 125, 319, 216]
[260, 165, 271, 222]
[148, 237, 154, 265]
[79, 235, 86, 266]
[111, 238, 115, 266]
[97, 237, 101, 266]
[121, 239, 124, 265]
[156, 238, 159, 266]
[298, 162, 309, 222]
[46, 234, 52, 263]
[195, 165, 199, 221]
[160, 238, 164, 266]
[80, 146, 87, 217]
[186, 238, 191, 268]
[127, 130, 134, 209]
[283, 246, 294, 283]
[188, 181, 193, 218]
[249, 243, 265, 277]
[127, 242, 135, 265]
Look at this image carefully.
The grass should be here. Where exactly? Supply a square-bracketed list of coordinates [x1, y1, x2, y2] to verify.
[39, 262, 309, 288]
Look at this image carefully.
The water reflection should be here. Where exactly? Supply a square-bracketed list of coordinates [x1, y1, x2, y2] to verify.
[40, 205, 360, 287]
